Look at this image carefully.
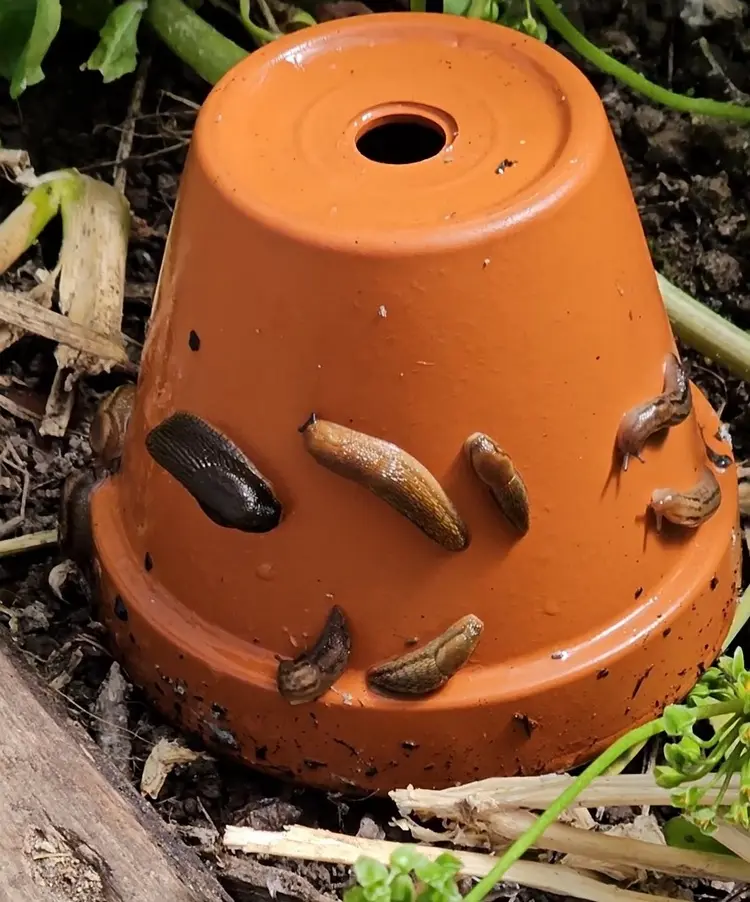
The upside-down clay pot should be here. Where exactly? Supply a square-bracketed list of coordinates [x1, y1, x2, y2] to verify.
[89, 12, 741, 793]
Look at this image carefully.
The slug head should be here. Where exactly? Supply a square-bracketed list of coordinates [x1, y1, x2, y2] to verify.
[277, 659, 324, 704]
[464, 431, 496, 459]
[90, 384, 136, 467]
[649, 488, 675, 532]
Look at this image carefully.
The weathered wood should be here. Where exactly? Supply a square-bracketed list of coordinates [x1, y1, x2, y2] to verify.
[0, 627, 233, 901]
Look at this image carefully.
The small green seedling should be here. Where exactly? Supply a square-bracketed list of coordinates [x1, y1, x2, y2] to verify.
[345, 846, 463, 902]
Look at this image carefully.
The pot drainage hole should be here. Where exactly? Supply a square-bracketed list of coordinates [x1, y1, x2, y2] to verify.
[356, 115, 447, 165]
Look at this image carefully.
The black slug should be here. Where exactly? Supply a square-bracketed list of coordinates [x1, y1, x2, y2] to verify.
[145, 411, 282, 532]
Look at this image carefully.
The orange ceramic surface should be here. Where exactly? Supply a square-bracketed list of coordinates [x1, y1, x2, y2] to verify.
[90, 12, 741, 793]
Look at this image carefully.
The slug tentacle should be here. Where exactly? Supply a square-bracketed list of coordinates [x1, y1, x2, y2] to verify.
[366, 614, 483, 697]
[145, 411, 282, 533]
[464, 432, 529, 534]
[649, 466, 721, 531]
[89, 383, 136, 470]
[616, 353, 692, 471]
[277, 605, 352, 704]
[299, 414, 470, 552]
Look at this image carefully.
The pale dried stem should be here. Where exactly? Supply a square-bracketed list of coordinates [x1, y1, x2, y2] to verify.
[714, 820, 750, 863]
[40, 173, 132, 436]
[0, 393, 41, 423]
[55, 175, 130, 377]
[390, 773, 742, 813]
[0, 529, 58, 557]
[0, 290, 130, 365]
[223, 825, 677, 902]
[398, 803, 750, 882]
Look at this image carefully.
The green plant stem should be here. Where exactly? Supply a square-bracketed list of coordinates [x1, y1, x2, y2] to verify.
[239, 0, 277, 46]
[532, 0, 750, 122]
[656, 273, 750, 383]
[144, 0, 248, 84]
[463, 700, 742, 902]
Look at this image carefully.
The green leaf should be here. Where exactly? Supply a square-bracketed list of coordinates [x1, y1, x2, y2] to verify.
[354, 858, 389, 889]
[691, 806, 719, 833]
[727, 800, 750, 830]
[663, 816, 737, 856]
[433, 853, 462, 878]
[664, 734, 703, 770]
[344, 888, 368, 902]
[654, 764, 686, 789]
[390, 874, 416, 902]
[731, 646, 746, 679]
[662, 704, 697, 737]
[444, 0, 470, 15]
[519, 15, 546, 40]
[7, 0, 61, 99]
[363, 886, 391, 902]
[390, 847, 426, 875]
[412, 859, 458, 889]
[0, 0, 35, 81]
[82, 0, 146, 82]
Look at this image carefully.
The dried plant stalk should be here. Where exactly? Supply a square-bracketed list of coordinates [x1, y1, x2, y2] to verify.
[55, 174, 130, 379]
[0, 529, 58, 557]
[394, 802, 750, 883]
[0, 290, 130, 364]
[223, 825, 677, 902]
[714, 820, 750, 863]
[390, 773, 742, 815]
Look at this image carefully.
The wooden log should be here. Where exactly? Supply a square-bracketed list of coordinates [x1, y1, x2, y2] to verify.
[0, 627, 233, 901]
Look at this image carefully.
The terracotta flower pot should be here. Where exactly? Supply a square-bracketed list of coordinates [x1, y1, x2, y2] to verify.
[89, 12, 741, 793]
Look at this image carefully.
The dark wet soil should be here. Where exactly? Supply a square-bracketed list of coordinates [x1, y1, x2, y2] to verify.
[0, 2, 748, 900]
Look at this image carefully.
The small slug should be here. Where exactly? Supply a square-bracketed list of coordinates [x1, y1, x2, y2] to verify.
[649, 466, 721, 531]
[89, 383, 136, 470]
[145, 411, 282, 533]
[58, 469, 104, 566]
[277, 605, 351, 704]
[366, 614, 483, 697]
[616, 353, 692, 471]
[299, 414, 469, 552]
[464, 432, 529, 534]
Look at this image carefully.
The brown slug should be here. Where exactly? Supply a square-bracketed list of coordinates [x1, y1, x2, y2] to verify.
[276, 605, 351, 704]
[464, 432, 529, 534]
[58, 468, 104, 567]
[145, 411, 282, 533]
[366, 614, 483, 697]
[649, 466, 721, 531]
[299, 414, 469, 552]
[89, 383, 136, 470]
[616, 353, 692, 471]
